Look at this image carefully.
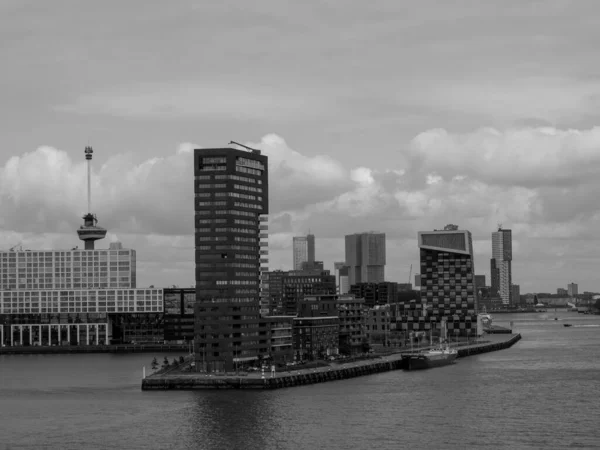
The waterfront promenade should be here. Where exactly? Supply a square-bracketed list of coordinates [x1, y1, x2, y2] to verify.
[142, 333, 522, 390]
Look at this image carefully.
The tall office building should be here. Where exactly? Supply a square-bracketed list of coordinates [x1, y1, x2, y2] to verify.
[193, 146, 271, 373]
[397, 227, 478, 336]
[334, 262, 349, 295]
[345, 232, 386, 286]
[293, 234, 315, 270]
[491, 227, 512, 305]
[567, 283, 578, 297]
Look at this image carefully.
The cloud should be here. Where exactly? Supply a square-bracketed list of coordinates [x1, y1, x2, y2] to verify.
[3, 127, 600, 292]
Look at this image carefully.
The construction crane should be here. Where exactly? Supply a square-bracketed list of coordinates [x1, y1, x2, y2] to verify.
[408, 263, 412, 285]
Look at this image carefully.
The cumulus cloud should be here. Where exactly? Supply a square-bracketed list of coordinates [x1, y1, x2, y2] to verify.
[3, 127, 600, 291]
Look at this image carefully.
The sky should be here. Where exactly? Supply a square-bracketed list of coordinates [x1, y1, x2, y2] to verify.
[2, 0, 600, 293]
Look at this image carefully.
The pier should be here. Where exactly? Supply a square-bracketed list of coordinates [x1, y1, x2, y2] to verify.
[141, 333, 522, 390]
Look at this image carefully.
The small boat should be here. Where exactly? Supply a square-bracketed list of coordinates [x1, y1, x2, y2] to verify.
[405, 343, 458, 370]
[563, 324, 572, 327]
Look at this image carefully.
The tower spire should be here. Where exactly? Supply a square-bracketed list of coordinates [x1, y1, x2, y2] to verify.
[85, 146, 92, 214]
[77, 146, 107, 250]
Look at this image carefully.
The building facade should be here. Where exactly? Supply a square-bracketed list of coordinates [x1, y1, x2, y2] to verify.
[491, 227, 512, 305]
[568, 283, 578, 297]
[193, 146, 271, 372]
[281, 270, 336, 316]
[397, 228, 478, 338]
[475, 275, 486, 290]
[350, 282, 398, 308]
[0, 244, 136, 291]
[0, 246, 162, 347]
[365, 304, 392, 347]
[511, 284, 521, 306]
[337, 295, 367, 354]
[293, 234, 315, 271]
[264, 316, 294, 364]
[163, 287, 195, 342]
[292, 316, 339, 361]
[345, 232, 386, 286]
[334, 262, 350, 295]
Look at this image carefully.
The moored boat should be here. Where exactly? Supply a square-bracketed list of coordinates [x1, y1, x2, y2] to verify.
[405, 344, 458, 371]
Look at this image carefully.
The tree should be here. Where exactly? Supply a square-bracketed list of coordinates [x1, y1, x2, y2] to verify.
[179, 356, 185, 364]
[151, 357, 158, 371]
[172, 358, 179, 366]
[594, 299, 600, 311]
[162, 356, 170, 368]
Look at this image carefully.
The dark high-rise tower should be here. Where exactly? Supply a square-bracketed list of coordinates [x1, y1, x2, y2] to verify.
[345, 232, 386, 285]
[491, 227, 512, 305]
[77, 146, 107, 250]
[193, 145, 269, 373]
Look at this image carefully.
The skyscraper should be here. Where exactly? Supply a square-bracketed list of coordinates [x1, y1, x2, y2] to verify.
[345, 232, 386, 286]
[293, 234, 315, 270]
[491, 227, 512, 305]
[193, 146, 270, 373]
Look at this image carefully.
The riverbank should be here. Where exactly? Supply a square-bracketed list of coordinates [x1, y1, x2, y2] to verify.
[141, 333, 522, 390]
[0, 344, 189, 355]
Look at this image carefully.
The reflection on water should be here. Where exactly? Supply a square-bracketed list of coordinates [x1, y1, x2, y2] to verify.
[1, 311, 599, 450]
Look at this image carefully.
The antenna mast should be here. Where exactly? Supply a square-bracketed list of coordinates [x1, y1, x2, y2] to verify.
[85, 146, 93, 214]
[229, 140, 260, 153]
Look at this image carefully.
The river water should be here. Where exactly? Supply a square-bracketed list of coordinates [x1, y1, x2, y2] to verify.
[1, 311, 599, 450]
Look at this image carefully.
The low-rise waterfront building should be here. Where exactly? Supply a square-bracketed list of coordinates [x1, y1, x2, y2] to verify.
[365, 304, 392, 347]
[292, 316, 339, 361]
[265, 316, 294, 364]
[337, 295, 367, 354]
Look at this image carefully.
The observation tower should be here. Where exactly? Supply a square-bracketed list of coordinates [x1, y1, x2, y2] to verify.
[77, 146, 107, 250]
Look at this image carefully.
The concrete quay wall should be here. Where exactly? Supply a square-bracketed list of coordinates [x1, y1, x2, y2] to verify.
[141, 333, 522, 391]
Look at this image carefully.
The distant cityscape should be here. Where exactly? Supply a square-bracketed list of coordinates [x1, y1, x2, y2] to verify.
[1, 145, 599, 372]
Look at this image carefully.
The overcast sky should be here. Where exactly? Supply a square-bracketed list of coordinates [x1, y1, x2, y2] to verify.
[2, 0, 600, 293]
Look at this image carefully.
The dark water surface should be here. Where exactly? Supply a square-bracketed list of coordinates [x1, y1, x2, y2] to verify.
[1, 311, 599, 449]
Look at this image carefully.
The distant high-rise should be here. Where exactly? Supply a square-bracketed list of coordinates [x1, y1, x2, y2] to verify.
[511, 284, 521, 305]
[293, 234, 315, 270]
[491, 227, 512, 305]
[345, 232, 386, 286]
[334, 262, 350, 295]
[474, 275, 486, 290]
[568, 283, 578, 297]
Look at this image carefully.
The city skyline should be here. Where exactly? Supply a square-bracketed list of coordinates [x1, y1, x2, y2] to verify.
[3, 2, 600, 293]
